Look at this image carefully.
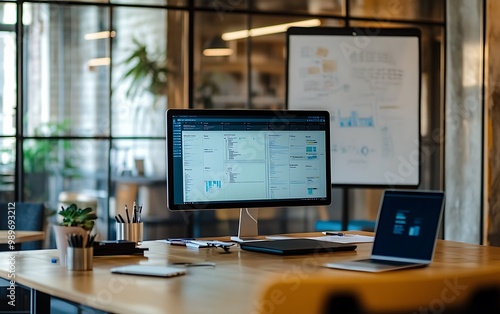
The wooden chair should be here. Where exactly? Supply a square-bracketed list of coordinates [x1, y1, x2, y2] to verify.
[256, 265, 500, 314]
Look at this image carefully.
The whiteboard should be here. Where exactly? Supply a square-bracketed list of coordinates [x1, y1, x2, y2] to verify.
[286, 27, 421, 187]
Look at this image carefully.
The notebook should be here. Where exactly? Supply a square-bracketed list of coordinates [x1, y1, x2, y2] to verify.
[325, 190, 445, 272]
[239, 238, 357, 255]
[110, 265, 187, 277]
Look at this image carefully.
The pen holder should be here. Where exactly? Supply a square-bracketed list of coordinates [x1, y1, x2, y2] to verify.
[116, 222, 143, 244]
[67, 247, 93, 271]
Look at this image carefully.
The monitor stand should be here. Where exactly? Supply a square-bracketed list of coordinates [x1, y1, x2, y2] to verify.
[230, 208, 263, 242]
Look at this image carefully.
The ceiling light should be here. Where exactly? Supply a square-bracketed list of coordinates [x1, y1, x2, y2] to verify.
[88, 57, 110, 67]
[84, 31, 116, 40]
[221, 19, 321, 41]
[203, 36, 233, 57]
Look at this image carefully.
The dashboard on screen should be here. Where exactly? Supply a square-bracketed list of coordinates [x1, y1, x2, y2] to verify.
[166, 109, 331, 210]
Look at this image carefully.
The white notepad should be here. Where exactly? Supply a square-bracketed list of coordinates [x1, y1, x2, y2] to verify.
[110, 265, 187, 277]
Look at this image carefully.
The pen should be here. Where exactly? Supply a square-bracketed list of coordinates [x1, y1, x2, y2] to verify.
[133, 201, 137, 223]
[138, 204, 143, 223]
[117, 214, 126, 223]
[167, 238, 195, 246]
[125, 205, 131, 223]
[68, 234, 75, 247]
[86, 234, 96, 248]
[323, 232, 345, 236]
[69, 234, 77, 247]
[170, 262, 216, 267]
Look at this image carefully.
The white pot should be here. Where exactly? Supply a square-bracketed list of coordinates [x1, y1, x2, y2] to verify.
[52, 225, 89, 267]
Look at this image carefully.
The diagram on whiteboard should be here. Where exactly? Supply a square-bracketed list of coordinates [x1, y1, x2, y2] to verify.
[287, 29, 420, 186]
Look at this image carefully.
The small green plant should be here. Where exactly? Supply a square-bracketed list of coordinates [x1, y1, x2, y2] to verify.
[58, 203, 97, 231]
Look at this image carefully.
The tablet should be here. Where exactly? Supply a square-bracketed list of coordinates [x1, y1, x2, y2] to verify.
[239, 239, 357, 255]
[110, 265, 187, 277]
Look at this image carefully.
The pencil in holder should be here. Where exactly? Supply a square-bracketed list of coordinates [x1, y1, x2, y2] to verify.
[116, 222, 143, 244]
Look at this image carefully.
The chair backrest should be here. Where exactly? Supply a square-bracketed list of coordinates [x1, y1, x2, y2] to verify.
[256, 265, 500, 314]
[0, 202, 45, 249]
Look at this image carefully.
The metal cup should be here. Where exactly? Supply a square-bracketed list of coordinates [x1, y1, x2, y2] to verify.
[67, 247, 93, 271]
[116, 222, 143, 244]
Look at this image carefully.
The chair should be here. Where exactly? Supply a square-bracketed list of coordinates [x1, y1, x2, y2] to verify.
[0, 202, 45, 250]
[256, 265, 500, 314]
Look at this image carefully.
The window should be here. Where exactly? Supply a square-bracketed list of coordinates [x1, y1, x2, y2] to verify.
[1, 0, 445, 239]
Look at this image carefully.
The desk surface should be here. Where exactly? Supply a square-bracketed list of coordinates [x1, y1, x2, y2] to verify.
[0, 230, 45, 244]
[2, 233, 500, 314]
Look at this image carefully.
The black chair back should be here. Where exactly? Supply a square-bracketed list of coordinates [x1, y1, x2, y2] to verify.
[0, 202, 45, 250]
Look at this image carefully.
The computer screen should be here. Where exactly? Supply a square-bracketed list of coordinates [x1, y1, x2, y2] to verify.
[166, 109, 331, 240]
[372, 190, 444, 261]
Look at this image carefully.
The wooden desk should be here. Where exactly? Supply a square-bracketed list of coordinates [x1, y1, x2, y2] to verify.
[1, 233, 500, 314]
[0, 231, 45, 245]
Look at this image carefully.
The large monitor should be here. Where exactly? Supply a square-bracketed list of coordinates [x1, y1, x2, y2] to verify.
[166, 109, 331, 241]
[287, 27, 421, 187]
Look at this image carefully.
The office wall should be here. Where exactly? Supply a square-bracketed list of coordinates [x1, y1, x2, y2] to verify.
[445, 0, 484, 244]
[486, 0, 500, 246]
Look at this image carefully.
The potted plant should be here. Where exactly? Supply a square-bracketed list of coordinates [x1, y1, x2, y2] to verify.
[53, 203, 97, 266]
[116, 38, 169, 172]
[119, 37, 169, 108]
[23, 120, 78, 201]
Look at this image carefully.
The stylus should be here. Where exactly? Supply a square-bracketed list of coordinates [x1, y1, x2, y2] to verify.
[170, 262, 216, 267]
[166, 238, 195, 242]
[166, 238, 195, 246]
[322, 232, 345, 236]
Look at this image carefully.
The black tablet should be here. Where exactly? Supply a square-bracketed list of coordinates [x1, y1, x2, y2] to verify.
[239, 238, 356, 256]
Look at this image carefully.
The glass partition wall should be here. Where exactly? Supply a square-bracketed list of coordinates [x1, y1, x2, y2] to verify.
[0, 0, 445, 241]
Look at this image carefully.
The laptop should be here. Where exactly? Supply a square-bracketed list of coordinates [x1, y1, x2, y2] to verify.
[325, 190, 445, 272]
[239, 238, 356, 255]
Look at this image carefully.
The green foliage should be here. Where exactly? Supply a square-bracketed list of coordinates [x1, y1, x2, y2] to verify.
[119, 38, 168, 102]
[23, 120, 77, 175]
[58, 203, 97, 231]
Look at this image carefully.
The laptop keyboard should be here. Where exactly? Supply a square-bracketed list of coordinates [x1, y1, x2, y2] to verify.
[359, 259, 416, 266]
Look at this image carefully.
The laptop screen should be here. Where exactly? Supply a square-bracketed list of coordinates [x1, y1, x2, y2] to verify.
[372, 191, 445, 261]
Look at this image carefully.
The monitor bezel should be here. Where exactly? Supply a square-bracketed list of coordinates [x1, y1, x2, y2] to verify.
[166, 109, 332, 211]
